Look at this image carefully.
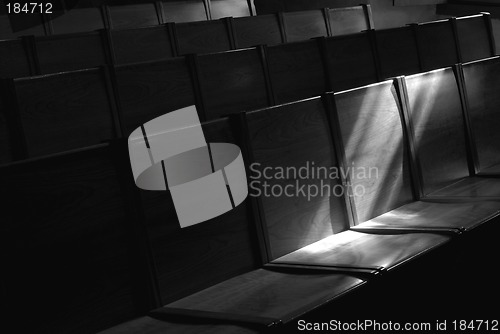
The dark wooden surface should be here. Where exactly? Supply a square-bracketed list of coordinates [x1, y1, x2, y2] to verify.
[35, 32, 110, 74]
[175, 20, 233, 55]
[245, 97, 349, 260]
[110, 26, 175, 65]
[332, 81, 414, 223]
[50, 8, 106, 35]
[327, 6, 371, 36]
[426, 176, 500, 199]
[232, 14, 284, 49]
[162, 0, 208, 23]
[375, 26, 421, 79]
[456, 15, 494, 63]
[98, 316, 259, 334]
[282, 10, 328, 42]
[355, 200, 500, 232]
[462, 57, 500, 171]
[404, 68, 470, 196]
[0, 144, 146, 333]
[254, 0, 370, 14]
[196, 48, 270, 119]
[13, 68, 117, 158]
[415, 20, 459, 71]
[266, 40, 327, 104]
[141, 118, 261, 305]
[167, 268, 365, 324]
[210, 0, 252, 19]
[108, 3, 161, 29]
[324, 33, 379, 92]
[274, 231, 450, 271]
[0, 39, 34, 78]
[113, 58, 196, 136]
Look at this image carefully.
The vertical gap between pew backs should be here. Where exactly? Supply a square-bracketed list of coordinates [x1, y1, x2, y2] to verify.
[155, 1, 166, 25]
[247, 0, 256, 16]
[277, 12, 288, 44]
[258, 45, 277, 107]
[364, 4, 375, 30]
[224, 17, 237, 50]
[450, 18, 463, 64]
[482, 12, 496, 56]
[110, 139, 163, 312]
[323, 8, 333, 37]
[187, 54, 208, 122]
[2, 79, 29, 160]
[323, 93, 358, 229]
[409, 23, 424, 73]
[238, 112, 271, 264]
[367, 29, 383, 82]
[317, 37, 333, 92]
[204, 0, 213, 20]
[102, 66, 124, 140]
[20, 36, 38, 76]
[454, 64, 480, 176]
[396, 76, 425, 201]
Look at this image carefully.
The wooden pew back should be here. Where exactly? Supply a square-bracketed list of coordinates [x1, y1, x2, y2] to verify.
[455, 13, 495, 63]
[175, 19, 234, 55]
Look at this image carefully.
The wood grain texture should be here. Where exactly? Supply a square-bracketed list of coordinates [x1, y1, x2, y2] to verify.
[210, 0, 252, 19]
[245, 97, 349, 260]
[108, 3, 161, 29]
[35, 32, 109, 74]
[324, 33, 378, 92]
[462, 57, 500, 172]
[50, 8, 105, 35]
[375, 26, 421, 79]
[267, 40, 327, 104]
[355, 200, 500, 232]
[274, 230, 450, 271]
[415, 20, 459, 71]
[0, 145, 140, 333]
[142, 118, 260, 305]
[110, 26, 175, 65]
[167, 269, 364, 323]
[196, 48, 270, 119]
[282, 10, 328, 42]
[176, 20, 232, 55]
[98, 316, 259, 334]
[14, 68, 116, 158]
[254, 0, 369, 14]
[114, 58, 196, 136]
[426, 176, 500, 199]
[333, 81, 414, 223]
[456, 15, 494, 63]
[405, 69, 470, 196]
[162, 0, 208, 23]
[233, 15, 283, 48]
[0, 39, 33, 78]
[327, 6, 370, 36]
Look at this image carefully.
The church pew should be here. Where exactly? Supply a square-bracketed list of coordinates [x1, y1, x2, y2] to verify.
[175, 18, 234, 55]
[112, 58, 198, 137]
[328, 79, 500, 233]
[244, 95, 452, 270]
[161, 0, 209, 23]
[108, 24, 177, 65]
[137, 117, 263, 305]
[0, 37, 36, 78]
[326, 5, 373, 36]
[374, 26, 422, 79]
[402, 66, 500, 200]
[97, 315, 260, 334]
[323, 32, 379, 92]
[33, 30, 111, 74]
[107, 3, 163, 30]
[232, 14, 284, 49]
[413, 19, 460, 72]
[193, 47, 272, 120]
[209, 0, 253, 19]
[281, 9, 329, 42]
[48, 7, 106, 35]
[266, 39, 328, 105]
[454, 13, 495, 63]
[0, 143, 154, 333]
[460, 56, 500, 175]
[4, 67, 119, 158]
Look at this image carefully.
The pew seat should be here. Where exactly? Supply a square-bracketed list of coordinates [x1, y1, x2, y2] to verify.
[353, 200, 500, 233]
[160, 269, 365, 327]
[478, 163, 500, 176]
[271, 231, 450, 272]
[423, 176, 500, 200]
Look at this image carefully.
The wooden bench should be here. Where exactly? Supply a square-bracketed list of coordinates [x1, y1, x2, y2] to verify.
[4, 67, 119, 159]
[454, 13, 495, 63]
[0, 143, 155, 333]
[112, 57, 198, 136]
[232, 14, 284, 49]
[47, 6, 106, 35]
[108, 25, 177, 65]
[193, 47, 272, 120]
[326, 5, 373, 36]
[210, 0, 254, 19]
[402, 66, 500, 200]
[161, 0, 209, 23]
[175, 19, 234, 56]
[107, 3, 163, 30]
